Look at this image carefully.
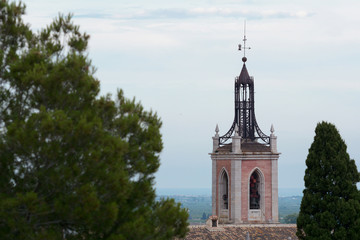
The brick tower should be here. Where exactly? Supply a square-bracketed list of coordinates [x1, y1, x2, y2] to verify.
[210, 35, 279, 224]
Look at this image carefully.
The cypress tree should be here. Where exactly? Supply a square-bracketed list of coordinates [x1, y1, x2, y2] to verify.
[297, 121, 360, 239]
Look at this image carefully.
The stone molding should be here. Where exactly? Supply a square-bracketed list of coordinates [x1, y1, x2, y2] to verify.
[210, 154, 280, 161]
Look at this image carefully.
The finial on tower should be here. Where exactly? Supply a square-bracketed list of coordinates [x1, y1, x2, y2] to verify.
[213, 124, 220, 152]
[270, 124, 277, 153]
[238, 20, 251, 63]
[215, 124, 219, 137]
[234, 124, 239, 136]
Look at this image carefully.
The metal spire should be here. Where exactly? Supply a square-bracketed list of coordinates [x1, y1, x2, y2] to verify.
[219, 21, 270, 145]
[238, 20, 251, 62]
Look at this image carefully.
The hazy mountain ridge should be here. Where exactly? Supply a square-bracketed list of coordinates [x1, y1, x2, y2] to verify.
[157, 188, 303, 196]
[156, 188, 302, 224]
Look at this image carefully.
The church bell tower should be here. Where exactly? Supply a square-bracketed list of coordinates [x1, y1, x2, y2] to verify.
[210, 32, 280, 224]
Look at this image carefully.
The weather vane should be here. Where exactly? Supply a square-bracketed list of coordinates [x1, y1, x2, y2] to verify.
[238, 20, 251, 62]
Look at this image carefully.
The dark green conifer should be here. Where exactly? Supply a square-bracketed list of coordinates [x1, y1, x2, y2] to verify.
[0, 1, 188, 239]
[297, 121, 360, 239]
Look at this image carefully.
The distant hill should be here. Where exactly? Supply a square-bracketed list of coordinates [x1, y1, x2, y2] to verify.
[157, 187, 303, 197]
[156, 188, 211, 196]
[278, 188, 303, 197]
[156, 189, 302, 224]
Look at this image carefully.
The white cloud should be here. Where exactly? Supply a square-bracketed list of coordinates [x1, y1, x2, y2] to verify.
[72, 7, 313, 20]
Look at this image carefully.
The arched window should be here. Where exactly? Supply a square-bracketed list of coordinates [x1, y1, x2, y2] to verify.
[220, 170, 229, 210]
[249, 171, 260, 209]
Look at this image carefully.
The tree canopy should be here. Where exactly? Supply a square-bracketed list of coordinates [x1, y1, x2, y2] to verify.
[283, 213, 298, 224]
[297, 121, 360, 239]
[0, 1, 188, 239]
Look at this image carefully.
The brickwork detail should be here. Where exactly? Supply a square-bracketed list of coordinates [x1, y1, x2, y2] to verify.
[241, 161, 272, 222]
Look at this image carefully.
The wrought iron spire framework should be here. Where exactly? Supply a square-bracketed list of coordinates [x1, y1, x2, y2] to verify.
[219, 27, 269, 145]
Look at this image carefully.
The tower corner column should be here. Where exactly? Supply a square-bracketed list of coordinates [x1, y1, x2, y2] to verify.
[231, 159, 242, 223]
[212, 158, 217, 216]
[271, 157, 279, 222]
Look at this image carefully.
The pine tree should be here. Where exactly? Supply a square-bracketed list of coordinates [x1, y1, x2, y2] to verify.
[0, 1, 188, 239]
[297, 121, 360, 239]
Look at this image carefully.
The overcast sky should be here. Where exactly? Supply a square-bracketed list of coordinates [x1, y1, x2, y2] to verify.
[24, 0, 360, 190]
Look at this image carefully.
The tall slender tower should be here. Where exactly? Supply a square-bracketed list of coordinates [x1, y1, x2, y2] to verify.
[211, 32, 279, 224]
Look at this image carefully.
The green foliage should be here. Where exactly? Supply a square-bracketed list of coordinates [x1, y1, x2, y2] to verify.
[284, 213, 298, 224]
[0, 1, 188, 239]
[278, 196, 301, 223]
[297, 121, 360, 239]
[168, 195, 210, 224]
